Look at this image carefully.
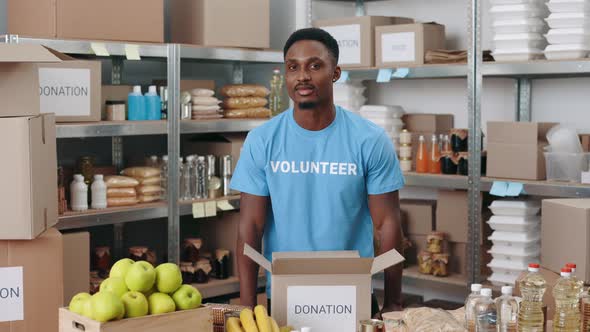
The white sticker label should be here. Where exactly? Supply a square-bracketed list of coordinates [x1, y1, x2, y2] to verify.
[39, 67, 91, 117]
[287, 285, 356, 332]
[381, 32, 416, 63]
[0, 267, 24, 322]
[321, 24, 361, 65]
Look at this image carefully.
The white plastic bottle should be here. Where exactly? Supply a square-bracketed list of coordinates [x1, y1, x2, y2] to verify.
[495, 286, 518, 332]
[145, 85, 162, 120]
[465, 283, 483, 332]
[70, 174, 88, 212]
[91, 174, 107, 209]
[475, 288, 496, 332]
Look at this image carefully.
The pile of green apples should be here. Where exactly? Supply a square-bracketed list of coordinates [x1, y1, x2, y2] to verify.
[68, 259, 202, 322]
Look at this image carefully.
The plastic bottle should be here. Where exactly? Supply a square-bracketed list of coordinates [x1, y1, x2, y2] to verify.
[465, 283, 483, 332]
[553, 267, 581, 332]
[581, 288, 590, 332]
[269, 68, 286, 116]
[128, 85, 146, 121]
[475, 288, 496, 332]
[416, 135, 428, 173]
[518, 263, 547, 332]
[429, 134, 441, 174]
[566, 263, 584, 290]
[70, 174, 88, 212]
[161, 155, 168, 199]
[184, 155, 195, 200]
[442, 134, 451, 152]
[496, 286, 518, 332]
[145, 85, 162, 120]
[90, 175, 107, 209]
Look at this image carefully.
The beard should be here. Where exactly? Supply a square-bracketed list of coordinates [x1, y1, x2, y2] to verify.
[298, 101, 318, 110]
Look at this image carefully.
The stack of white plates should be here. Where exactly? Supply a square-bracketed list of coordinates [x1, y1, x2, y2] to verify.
[487, 200, 542, 286]
[359, 105, 405, 148]
[334, 81, 366, 113]
[544, 0, 590, 59]
[491, 0, 549, 61]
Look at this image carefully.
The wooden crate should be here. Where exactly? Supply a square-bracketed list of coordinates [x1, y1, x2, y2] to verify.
[59, 306, 212, 332]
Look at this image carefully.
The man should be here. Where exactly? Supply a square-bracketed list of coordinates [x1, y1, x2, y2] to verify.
[231, 28, 405, 317]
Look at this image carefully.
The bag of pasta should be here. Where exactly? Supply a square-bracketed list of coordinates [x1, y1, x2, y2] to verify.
[221, 84, 270, 98]
[223, 97, 268, 109]
[224, 107, 271, 119]
[121, 167, 161, 178]
[104, 176, 139, 188]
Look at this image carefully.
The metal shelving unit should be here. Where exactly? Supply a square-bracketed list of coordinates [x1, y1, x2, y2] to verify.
[56, 202, 169, 230]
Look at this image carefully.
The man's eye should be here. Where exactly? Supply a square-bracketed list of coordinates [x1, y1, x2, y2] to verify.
[288, 65, 297, 71]
[310, 63, 321, 70]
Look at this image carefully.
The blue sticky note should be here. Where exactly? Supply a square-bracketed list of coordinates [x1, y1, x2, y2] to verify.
[336, 71, 350, 83]
[393, 67, 410, 78]
[376, 68, 393, 83]
[490, 181, 508, 197]
[506, 182, 525, 197]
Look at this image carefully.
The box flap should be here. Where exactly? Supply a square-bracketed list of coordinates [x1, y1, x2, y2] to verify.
[544, 198, 590, 210]
[0, 44, 63, 63]
[43, 46, 77, 61]
[488, 122, 558, 144]
[371, 248, 405, 275]
[243, 244, 272, 273]
[273, 257, 373, 275]
[272, 250, 360, 260]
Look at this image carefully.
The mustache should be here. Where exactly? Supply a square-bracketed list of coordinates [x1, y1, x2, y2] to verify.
[295, 83, 315, 90]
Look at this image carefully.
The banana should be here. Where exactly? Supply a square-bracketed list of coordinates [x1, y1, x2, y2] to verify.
[279, 327, 293, 332]
[254, 305, 272, 332]
[227, 317, 246, 332]
[240, 308, 260, 332]
[270, 317, 280, 332]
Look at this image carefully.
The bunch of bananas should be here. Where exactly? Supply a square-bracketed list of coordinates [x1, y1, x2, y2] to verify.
[226, 305, 293, 332]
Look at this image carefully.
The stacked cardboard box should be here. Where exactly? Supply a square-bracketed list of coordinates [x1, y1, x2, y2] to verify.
[400, 200, 436, 265]
[402, 114, 454, 171]
[376, 23, 446, 67]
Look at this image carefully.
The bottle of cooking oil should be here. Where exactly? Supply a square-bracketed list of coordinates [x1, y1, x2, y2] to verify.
[581, 288, 590, 332]
[496, 286, 518, 332]
[518, 263, 546, 332]
[465, 283, 483, 332]
[553, 267, 582, 332]
[475, 288, 496, 332]
[566, 263, 584, 290]
[269, 68, 286, 116]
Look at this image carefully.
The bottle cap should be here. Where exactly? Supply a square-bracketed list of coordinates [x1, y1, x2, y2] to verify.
[431, 134, 437, 141]
[133, 85, 142, 94]
[501, 286, 513, 295]
[74, 174, 84, 181]
[162, 155, 168, 161]
[471, 284, 482, 292]
[481, 288, 492, 297]
[528, 263, 540, 272]
[273, 68, 281, 74]
[419, 135, 425, 141]
[566, 263, 577, 270]
[148, 85, 157, 94]
[561, 267, 572, 277]
[93, 174, 103, 180]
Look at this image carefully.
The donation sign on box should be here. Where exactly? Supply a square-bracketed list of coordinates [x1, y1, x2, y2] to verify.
[0, 267, 24, 322]
[39, 67, 91, 117]
[320, 24, 361, 65]
[381, 32, 416, 63]
[287, 285, 357, 332]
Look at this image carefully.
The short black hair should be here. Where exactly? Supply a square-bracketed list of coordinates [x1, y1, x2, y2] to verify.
[283, 28, 339, 64]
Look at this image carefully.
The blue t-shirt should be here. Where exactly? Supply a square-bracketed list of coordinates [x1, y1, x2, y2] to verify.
[230, 106, 405, 295]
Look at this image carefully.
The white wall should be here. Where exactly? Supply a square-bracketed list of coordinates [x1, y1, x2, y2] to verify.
[0, 0, 6, 34]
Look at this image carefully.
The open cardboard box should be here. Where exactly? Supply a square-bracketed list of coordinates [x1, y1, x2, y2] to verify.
[244, 244, 404, 331]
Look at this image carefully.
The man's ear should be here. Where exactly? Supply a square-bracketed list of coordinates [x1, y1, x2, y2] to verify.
[332, 66, 342, 82]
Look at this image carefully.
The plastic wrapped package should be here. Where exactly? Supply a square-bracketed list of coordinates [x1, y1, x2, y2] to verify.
[107, 197, 139, 207]
[136, 185, 162, 195]
[192, 109, 221, 116]
[191, 96, 221, 106]
[192, 105, 221, 112]
[104, 175, 139, 188]
[191, 88, 215, 97]
[106, 187, 137, 198]
[487, 215, 540, 232]
[489, 200, 541, 216]
[121, 167, 161, 178]
[221, 84, 270, 98]
[192, 113, 224, 120]
[403, 308, 466, 331]
[224, 107, 271, 119]
[138, 194, 160, 203]
[138, 176, 161, 186]
[223, 97, 268, 109]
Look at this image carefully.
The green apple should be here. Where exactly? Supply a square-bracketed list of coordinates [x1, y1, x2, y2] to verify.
[155, 263, 182, 294]
[90, 292, 125, 322]
[125, 261, 156, 293]
[110, 258, 135, 279]
[82, 298, 94, 319]
[148, 293, 176, 315]
[69, 292, 91, 315]
[99, 277, 128, 298]
[121, 291, 149, 318]
[171, 285, 202, 310]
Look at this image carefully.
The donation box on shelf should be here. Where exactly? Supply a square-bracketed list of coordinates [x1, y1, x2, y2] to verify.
[244, 244, 404, 332]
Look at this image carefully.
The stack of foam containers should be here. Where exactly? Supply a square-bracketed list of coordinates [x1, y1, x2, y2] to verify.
[359, 105, 405, 151]
[487, 200, 542, 286]
[490, 0, 549, 61]
[334, 81, 366, 113]
[544, 0, 590, 59]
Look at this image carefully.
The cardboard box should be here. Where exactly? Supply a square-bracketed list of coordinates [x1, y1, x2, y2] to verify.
[400, 199, 436, 235]
[486, 122, 557, 180]
[376, 23, 446, 67]
[244, 245, 404, 330]
[0, 114, 57, 240]
[8, 0, 164, 42]
[171, 0, 269, 48]
[63, 232, 90, 302]
[101, 85, 133, 120]
[436, 190, 487, 244]
[314, 16, 414, 68]
[514, 267, 560, 321]
[403, 114, 454, 134]
[542, 199, 590, 284]
[183, 133, 247, 174]
[580, 134, 590, 152]
[0, 228, 64, 332]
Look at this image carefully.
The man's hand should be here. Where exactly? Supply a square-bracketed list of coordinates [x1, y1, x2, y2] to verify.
[373, 303, 403, 320]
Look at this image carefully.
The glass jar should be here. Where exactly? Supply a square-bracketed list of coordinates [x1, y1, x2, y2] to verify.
[183, 238, 202, 263]
[92, 246, 111, 278]
[432, 253, 449, 277]
[77, 156, 95, 185]
[418, 251, 433, 275]
[426, 232, 445, 254]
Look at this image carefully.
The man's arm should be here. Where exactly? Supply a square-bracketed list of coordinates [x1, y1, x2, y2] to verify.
[368, 191, 404, 313]
[237, 192, 269, 307]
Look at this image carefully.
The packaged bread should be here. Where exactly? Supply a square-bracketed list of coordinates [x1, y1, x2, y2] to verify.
[191, 96, 221, 106]
[191, 88, 215, 97]
[192, 105, 221, 112]
[137, 185, 162, 195]
[224, 107, 271, 119]
[221, 84, 270, 98]
[105, 176, 139, 188]
[107, 197, 139, 207]
[121, 167, 161, 178]
[138, 176, 161, 186]
[107, 187, 137, 198]
[223, 97, 268, 109]
[138, 194, 160, 203]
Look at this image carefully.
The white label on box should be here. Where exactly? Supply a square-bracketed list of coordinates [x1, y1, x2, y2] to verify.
[287, 285, 356, 332]
[0, 267, 24, 322]
[381, 32, 416, 63]
[39, 67, 91, 117]
[321, 24, 361, 65]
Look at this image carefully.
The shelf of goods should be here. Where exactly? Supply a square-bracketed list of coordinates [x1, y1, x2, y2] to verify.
[196, 274, 266, 300]
[373, 266, 467, 290]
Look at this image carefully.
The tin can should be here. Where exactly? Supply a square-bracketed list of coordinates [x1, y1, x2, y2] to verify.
[360, 319, 384, 332]
[196, 156, 208, 199]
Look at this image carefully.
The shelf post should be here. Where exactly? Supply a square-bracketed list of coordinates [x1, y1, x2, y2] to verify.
[355, 0, 366, 17]
[516, 78, 532, 122]
[167, 44, 181, 263]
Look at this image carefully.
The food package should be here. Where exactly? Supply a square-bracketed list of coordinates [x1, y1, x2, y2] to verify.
[208, 303, 249, 326]
[104, 175, 140, 188]
[192, 96, 221, 106]
[192, 114, 224, 120]
[192, 109, 222, 116]
[402, 308, 466, 331]
[106, 187, 137, 198]
[432, 253, 449, 277]
[191, 88, 215, 97]
[137, 185, 162, 195]
[107, 197, 139, 207]
[418, 251, 433, 275]
[223, 97, 268, 109]
[192, 105, 221, 112]
[221, 84, 270, 98]
[224, 107, 271, 119]
[138, 176, 161, 186]
[121, 167, 161, 178]
[138, 194, 160, 203]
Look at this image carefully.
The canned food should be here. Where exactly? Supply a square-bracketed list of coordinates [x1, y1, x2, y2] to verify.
[360, 319, 384, 332]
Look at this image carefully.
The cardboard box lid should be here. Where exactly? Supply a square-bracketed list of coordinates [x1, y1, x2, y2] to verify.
[543, 198, 590, 210]
[244, 244, 404, 276]
[0, 44, 64, 63]
[487, 122, 558, 145]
